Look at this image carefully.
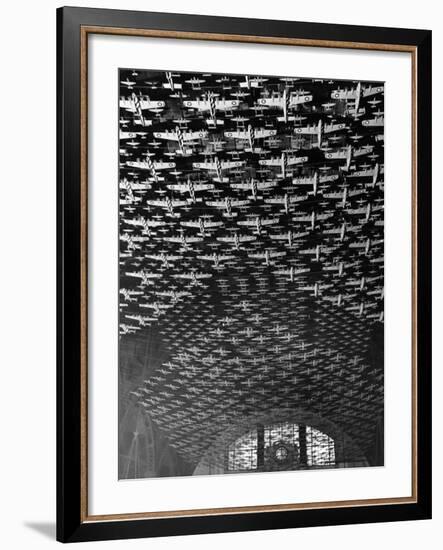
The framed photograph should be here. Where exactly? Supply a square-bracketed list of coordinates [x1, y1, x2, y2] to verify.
[57, 6, 432, 543]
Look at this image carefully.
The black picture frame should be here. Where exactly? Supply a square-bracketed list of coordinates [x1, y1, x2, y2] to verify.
[57, 6, 432, 543]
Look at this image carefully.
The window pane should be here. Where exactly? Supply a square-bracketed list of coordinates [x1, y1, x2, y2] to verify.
[306, 425, 335, 466]
[227, 429, 258, 471]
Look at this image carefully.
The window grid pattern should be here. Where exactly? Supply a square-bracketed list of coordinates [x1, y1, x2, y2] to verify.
[227, 422, 335, 471]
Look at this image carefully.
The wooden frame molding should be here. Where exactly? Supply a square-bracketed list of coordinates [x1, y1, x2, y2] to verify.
[58, 7, 431, 542]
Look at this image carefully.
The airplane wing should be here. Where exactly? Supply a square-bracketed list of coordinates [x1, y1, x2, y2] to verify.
[348, 189, 366, 197]
[120, 131, 137, 139]
[347, 207, 366, 214]
[123, 218, 140, 226]
[321, 174, 340, 183]
[146, 199, 168, 207]
[230, 182, 250, 190]
[347, 169, 372, 178]
[330, 88, 358, 100]
[248, 252, 265, 259]
[255, 129, 278, 138]
[183, 99, 208, 110]
[323, 191, 343, 199]
[183, 98, 238, 111]
[362, 85, 384, 97]
[260, 217, 279, 226]
[264, 197, 284, 204]
[205, 200, 225, 208]
[353, 146, 374, 157]
[221, 161, 245, 169]
[258, 158, 280, 166]
[294, 125, 318, 135]
[292, 176, 316, 185]
[194, 183, 213, 191]
[192, 161, 216, 170]
[287, 155, 308, 165]
[139, 99, 165, 109]
[163, 236, 182, 242]
[166, 184, 187, 191]
[289, 94, 313, 105]
[224, 130, 248, 139]
[153, 131, 178, 141]
[130, 183, 151, 190]
[231, 199, 250, 207]
[362, 117, 384, 127]
[153, 161, 175, 169]
[325, 150, 347, 160]
[119, 97, 134, 109]
[176, 236, 203, 247]
[289, 194, 308, 202]
[120, 97, 165, 110]
[256, 97, 283, 107]
[183, 130, 208, 140]
[324, 122, 347, 133]
[126, 160, 149, 169]
[215, 99, 240, 110]
[257, 181, 276, 189]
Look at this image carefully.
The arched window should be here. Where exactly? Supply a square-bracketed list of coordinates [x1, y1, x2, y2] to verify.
[226, 421, 335, 472]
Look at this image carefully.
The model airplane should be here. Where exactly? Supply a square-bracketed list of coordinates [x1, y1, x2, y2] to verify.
[224, 125, 277, 151]
[205, 197, 250, 217]
[173, 271, 212, 286]
[153, 127, 208, 155]
[237, 216, 280, 235]
[183, 92, 240, 125]
[294, 119, 347, 147]
[192, 157, 245, 182]
[230, 178, 277, 200]
[167, 178, 214, 202]
[330, 82, 384, 116]
[180, 217, 224, 237]
[256, 89, 313, 122]
[258, 153, 308, 178]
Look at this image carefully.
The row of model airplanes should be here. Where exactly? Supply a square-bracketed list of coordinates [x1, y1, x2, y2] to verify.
[117, 71, 384, 338]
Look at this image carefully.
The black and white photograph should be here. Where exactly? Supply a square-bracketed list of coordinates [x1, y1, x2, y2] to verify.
[117, 68, 385, 480]
[119, 69, 384, 479]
